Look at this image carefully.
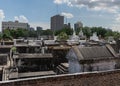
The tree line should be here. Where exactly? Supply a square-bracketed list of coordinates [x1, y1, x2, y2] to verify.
[55, 27, 120, 40]
[0, 28, 54, 40]
[0, 26, 120, 41]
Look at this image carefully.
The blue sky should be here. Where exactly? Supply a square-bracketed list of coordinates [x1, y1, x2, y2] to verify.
[0, 0, 120, 31]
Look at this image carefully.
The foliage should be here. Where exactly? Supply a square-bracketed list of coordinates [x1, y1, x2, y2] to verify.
[82, 27, 91, 38]
[41, 29, 53, 36]
[57, 32, 68, 41]
[1, 26, 120, 41]
[113, 31, 120, 40]
[11, 46, 17, 52]
[105, 29, 114, 37]
[90, 27, 107, 37]
[75, 28, 81, 35]
[36, 29, 53, 36]
[2, 29, 13, 40]
[28, 30, 37, 37]
[55, 28, 73, 36]
[11, 46, 17, 54]
[0, 33, 2, 40]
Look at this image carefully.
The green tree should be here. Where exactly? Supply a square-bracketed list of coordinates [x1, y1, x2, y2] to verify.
[82, 27, 91, 38]
[75, 28, 80, 35]
[105, 29, 114, 37]
[28, 30, 37, 37]
[41, 29, 53, 36]
[90, 27, 107, 37]
[0, 32, 2, 41]
[113, 31, 120, 40]
[2, 29, 13, 40]
[55, 28, 73, 36]
[57, 32, 68, 41]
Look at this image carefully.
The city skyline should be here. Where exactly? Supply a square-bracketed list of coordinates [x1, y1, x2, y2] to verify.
[0, 0, 120, 31]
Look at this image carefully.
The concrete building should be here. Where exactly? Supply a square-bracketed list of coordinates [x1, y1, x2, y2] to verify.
[29, 27, 35, 31]
[74, 21, 83, 30]
[64, 23, 71, 28]
[36, 27, 43, 31]
[2, 21, 30, 31]
[66, 45, 118, 74]
[51, 15, 64, 31]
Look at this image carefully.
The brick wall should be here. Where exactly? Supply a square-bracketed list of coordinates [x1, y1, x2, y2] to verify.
[1, 69, 120, 86]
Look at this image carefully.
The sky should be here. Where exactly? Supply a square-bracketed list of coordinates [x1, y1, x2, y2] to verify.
[0, 0, 120, 32]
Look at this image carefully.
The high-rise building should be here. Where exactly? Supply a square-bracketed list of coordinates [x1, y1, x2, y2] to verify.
[36, 27, 43, 31]
[51, 15, 64, 31]
[29, 27, 35, 31]
[64, 23, 71, 28]
[74, 21, 83, 30]
[2, 21, 30, 31]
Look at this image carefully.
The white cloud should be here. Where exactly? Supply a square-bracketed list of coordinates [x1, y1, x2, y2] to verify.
[111, 24, 120, 32]
[0, 10, 5, 19]
[54, 0, 120, 13]
[53, 0, 69, 4]
[115, 14, 120, 22]
[14, 15, 28, 23]
[54, 0, 63, 4]
[61, 12, 74, 18]
[30, 22, 50, 30]
[54, 0, 120, 32]
[0, 9, 5, 32]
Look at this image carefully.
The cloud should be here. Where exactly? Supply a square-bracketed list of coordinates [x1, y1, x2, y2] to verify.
[54, 0, 120, 13]
[53, 0, 68, 4]
[0, 10, 5, 19]
[54, 0, 120, 32]
[0, 9, 5, 32]
[111, 24, 120, 32]
[30, 22, 50, 30]
[54, 0, 63, 4]
[61, 12, 74, 18]
[14, 15, 28, 23]
[53, 0, 73, 6]
[115, 14, 120, 22]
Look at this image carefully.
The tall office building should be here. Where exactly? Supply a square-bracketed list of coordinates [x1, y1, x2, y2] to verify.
[74, 21, 83, 30]
[36, 26, 43, 31]
[2, 21, 30, 31]
[51, 15, 64, 31]
[64, 23, 71, 29]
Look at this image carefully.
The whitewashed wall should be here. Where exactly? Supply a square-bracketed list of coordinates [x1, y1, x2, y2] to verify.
[66, 49, 82, 73]
[91, 60, 116, 71]
[66, 49, 116, 73]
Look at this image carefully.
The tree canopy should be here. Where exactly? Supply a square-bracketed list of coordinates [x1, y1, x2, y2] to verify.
[1, 26, 120, 41]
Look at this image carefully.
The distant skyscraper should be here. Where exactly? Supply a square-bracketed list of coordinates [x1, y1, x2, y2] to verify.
[74, 21, 83, 30]
[36, 27, 43, 31]
[29, 27, 34, 31]
[2, 21, 30, 31]
[64, 23, 71, 28]
[51, 15, 64, 31]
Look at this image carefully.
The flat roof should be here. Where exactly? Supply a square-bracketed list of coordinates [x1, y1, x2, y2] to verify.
[0, 45, 13, 48]
[9, 71, 56, 79]
[52, 46, 71, 50]
[14, 53, 53, 59]
[0, 54, 8, 56]
[15, 44, 40, 47]
[61, 63, 69, 68]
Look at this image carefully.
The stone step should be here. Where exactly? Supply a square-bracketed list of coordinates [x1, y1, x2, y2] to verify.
[57, 65, 68, 72]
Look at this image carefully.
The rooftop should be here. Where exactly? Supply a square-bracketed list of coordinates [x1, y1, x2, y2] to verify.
[14, 53, 53, 59]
